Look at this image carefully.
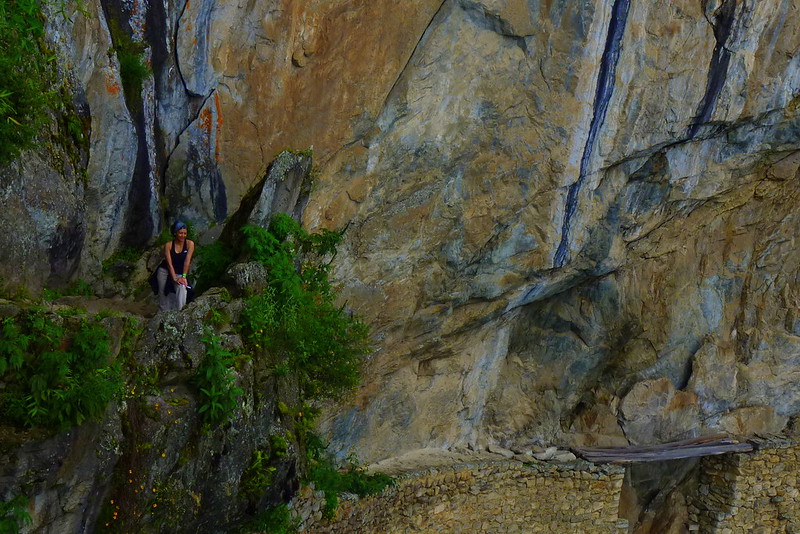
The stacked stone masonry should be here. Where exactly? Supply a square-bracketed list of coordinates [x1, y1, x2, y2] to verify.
[691, 437, 800, 533]
[291, 460, 627, 533]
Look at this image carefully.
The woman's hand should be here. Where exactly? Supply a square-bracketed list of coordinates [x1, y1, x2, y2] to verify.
[176, 275, 189, 286]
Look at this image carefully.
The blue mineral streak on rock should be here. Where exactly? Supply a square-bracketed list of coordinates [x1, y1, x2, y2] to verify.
[554, 0, 631, 268]
[686, 0, 737, 139]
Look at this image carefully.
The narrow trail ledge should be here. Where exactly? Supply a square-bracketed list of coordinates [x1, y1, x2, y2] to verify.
[50, 296, 158, 317]
[293, 435, 800, 533]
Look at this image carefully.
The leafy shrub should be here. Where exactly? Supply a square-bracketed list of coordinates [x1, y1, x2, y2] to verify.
[0, 495, 31, 534]
[203, 308, 229, 329]
[0, 0, 57, 164]
[239, 504, 297, 534]
[117, 49, 148, 110]
[193, 329, 243, 424]
[193, 241, 236, 293]
[239, 214, 370, 401]
[305, 438, 395, 519]
[269, 433, 288, 458]
[240, 449, 276, 499]
[0, 310, 122, 429]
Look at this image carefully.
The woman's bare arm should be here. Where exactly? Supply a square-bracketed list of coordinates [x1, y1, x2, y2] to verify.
[180, 241, 195, 285]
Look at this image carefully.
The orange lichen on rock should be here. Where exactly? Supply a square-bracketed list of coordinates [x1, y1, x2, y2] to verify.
[198, 107, 213, 135]
[104, 66, 122, 95]
[106, 80, 121, 95]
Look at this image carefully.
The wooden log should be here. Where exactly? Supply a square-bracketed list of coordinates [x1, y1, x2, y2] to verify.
[574, 434, 733, 455]
[575, 442, 753, 464]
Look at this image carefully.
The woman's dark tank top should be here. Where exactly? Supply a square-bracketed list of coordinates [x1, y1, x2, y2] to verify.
[170, 241, 188, 273]
[160, 241, 188, 273]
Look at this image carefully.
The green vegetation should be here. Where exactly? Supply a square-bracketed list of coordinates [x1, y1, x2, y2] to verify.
[193, 329, 243, 424]
[239, 214, 370, 401]
[203, 307, 229, 329]
[118, 316, 142, 362]
[269, 433, 289, 458]
[0, 495, 31, 534]
[0, 0, 90, 174]
[306, 438, 395, 520]
[238, 433, 294, 501]
[0, 276, 30, 301]
[240, 449, 276, 499]
[156, 224, 173, 246]
[230, 214, 381, 521]
[193, 241, 236, 293]
[239, 504, 297, 534]
[180, 213, 380, 526]
[107, 18, 149, 114]
[102, 247, 142, 282]
[0, 0, 57, 164]
[54, 85, 90, 183]
[117, 48, 148, 110]
[117, 315, 153, 398]
[266, 401, 394, 521]
[41, 279, 94, 301]
[0, 309, 122, 429]
[284, 147, 313, 158]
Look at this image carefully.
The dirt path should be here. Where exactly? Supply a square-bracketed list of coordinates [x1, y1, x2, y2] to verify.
[51, 296, 158, 318]
[366, 447, 516, 476]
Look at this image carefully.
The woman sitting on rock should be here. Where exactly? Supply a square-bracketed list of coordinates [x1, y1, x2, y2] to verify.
[157, 221, 195, 311]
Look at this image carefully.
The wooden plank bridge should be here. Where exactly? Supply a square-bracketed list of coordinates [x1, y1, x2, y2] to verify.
[573, 434, 754, 464]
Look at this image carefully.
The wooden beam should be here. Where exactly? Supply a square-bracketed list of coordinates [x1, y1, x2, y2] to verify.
[572, 436, 754, 464]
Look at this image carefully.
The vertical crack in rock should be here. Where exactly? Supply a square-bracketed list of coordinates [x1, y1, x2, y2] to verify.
[121, 107, 156, 249]
[144, 0, 172, 227]
[553, 0, 631, 268]
[377, 0, 449, 120]
[177, 0, 217, 97]
[164, 90, 218, 166]
[174, 0, 193, 96]
[99, 0, 157, 249]
[687, 0, 738, 139]
[163, 89, 228, 225]
[47, 220, 86, 286]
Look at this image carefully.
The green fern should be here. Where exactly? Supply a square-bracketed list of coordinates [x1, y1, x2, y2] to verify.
[193, 329, 243, 424]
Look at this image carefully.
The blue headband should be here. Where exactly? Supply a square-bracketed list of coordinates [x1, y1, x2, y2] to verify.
[172, 221, 187, 234]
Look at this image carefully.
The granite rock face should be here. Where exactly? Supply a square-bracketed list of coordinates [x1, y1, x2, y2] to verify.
[1, 0, 800, 471]
[165, 0, 445, 231]
[309, 0, 800, 462]
[0, 153, 86, 291]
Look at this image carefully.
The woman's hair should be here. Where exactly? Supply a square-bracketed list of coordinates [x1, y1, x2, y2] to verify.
[172, 221, 188, 235]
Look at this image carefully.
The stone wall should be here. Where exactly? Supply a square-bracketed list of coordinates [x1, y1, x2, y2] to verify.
[691, 438, 800, 533]
[292, 460, 626, 533]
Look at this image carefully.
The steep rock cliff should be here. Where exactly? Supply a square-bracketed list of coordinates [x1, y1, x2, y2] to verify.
[0, 0, 798, 472]
[309, 0, 800, 461]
